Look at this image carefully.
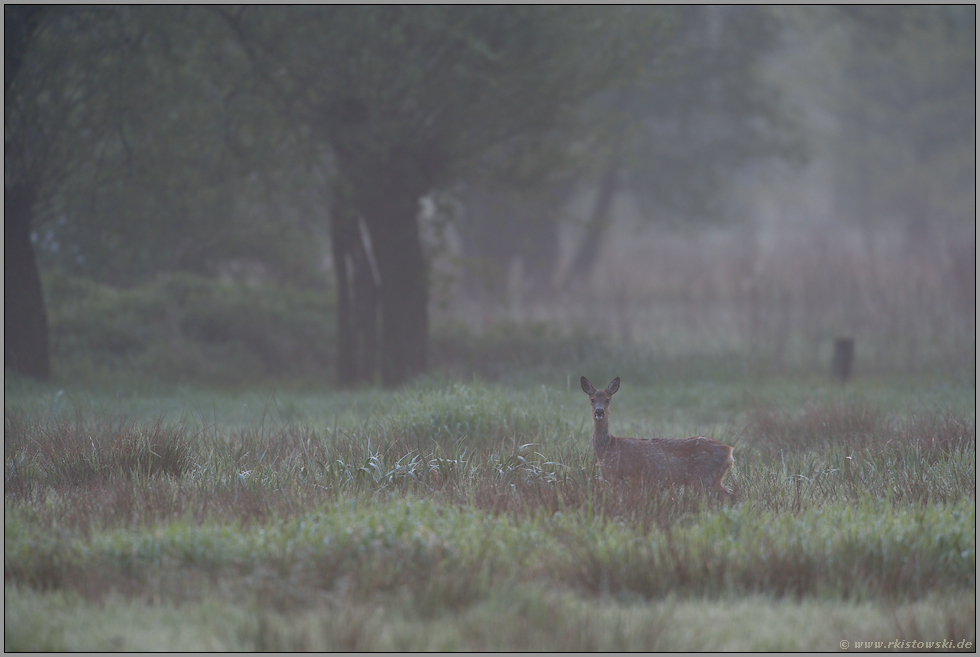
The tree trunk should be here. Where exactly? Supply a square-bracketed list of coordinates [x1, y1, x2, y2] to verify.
[5, 6, 48, 95]
[5, 6, 51, 381]
[519, 186, 565, 298]
[329, 181, 379, 385]
[360, 181, 429, 387]
[562, 136, 623, 289]
[330, 155, 431, 388]
[4, 181, 51, 380]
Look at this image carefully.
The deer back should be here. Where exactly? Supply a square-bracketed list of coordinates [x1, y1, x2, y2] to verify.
[597, 434, 733, 489]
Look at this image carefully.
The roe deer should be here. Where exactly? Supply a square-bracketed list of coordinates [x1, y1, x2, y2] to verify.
[581, 376, 734, 498]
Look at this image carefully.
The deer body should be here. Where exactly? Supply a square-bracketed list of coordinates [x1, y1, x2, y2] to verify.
[582, 376, 734, 498]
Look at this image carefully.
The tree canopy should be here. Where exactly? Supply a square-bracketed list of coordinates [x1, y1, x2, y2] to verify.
[9, 7, 965, 385]
[833, 5, 975, 235]
[214, 6, 663, 384]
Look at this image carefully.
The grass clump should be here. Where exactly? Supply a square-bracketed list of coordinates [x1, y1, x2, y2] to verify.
[744, 398, 887, 456]
[5, 413, 191, 495]
[744, 398, 976, 460]
[736, 400, 976, 507]
[377, 381, 576, 452]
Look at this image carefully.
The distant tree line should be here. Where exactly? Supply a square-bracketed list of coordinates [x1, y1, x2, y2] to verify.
[5, 6, 972, 385]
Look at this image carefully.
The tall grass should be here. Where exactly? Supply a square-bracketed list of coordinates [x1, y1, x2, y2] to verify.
[5, 413, 191, 495]
[5, 381, 974, 622]
[440, 224, 975, 380]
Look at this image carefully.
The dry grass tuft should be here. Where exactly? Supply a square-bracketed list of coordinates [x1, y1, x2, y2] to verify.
[899, 408, 976, 459]
[744, 399, 886, 456]
[743, 400, 976, 463]
[5, 413, 191, 496]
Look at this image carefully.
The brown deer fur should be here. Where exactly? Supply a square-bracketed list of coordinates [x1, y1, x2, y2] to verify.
[581, 376, 734, 498]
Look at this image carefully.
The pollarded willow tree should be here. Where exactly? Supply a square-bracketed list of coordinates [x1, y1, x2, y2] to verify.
[218, 6, 661, 386]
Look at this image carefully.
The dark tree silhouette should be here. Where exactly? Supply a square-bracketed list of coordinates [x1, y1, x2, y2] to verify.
[5, 6, 50, 380]
[219, 6, 650, 385]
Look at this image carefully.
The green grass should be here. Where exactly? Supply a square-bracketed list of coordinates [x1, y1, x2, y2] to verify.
[4, 371, 976, 650]
[5, 585, 975, 651]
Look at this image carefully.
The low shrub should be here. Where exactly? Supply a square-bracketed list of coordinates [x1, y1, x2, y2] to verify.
[43, 270, 336, 385]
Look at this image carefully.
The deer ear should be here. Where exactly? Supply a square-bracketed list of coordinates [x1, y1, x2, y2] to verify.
[581, 376, 596, 395]
[607, 377, 620, 395]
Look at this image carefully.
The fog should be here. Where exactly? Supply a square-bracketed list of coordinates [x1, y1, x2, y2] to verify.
[5, 6, 975, 385]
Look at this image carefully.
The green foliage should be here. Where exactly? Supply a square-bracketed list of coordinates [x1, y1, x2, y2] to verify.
[380, 381, 575, 454]
[4, 585, 975, 651]
[621, 6, 807, 225]
[781, 6, 975, 233]
[234, 6, 657, 167]
[42, 271, 336, 385]
[40, 268, 760, 387]
[843, 6, 975, 232]
[563, 499, 975, 600]
[9, 7, 328, 285]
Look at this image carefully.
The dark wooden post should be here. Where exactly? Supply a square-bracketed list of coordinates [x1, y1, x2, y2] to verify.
[831, 337, 854, 384]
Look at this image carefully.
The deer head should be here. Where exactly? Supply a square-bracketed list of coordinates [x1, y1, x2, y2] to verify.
[581, 376, 620, 421]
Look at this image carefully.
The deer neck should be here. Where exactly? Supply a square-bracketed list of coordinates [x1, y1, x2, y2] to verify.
[592, 415, 612, 455]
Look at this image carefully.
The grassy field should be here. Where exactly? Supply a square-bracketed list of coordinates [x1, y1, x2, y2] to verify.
[4, 362, 975, 651]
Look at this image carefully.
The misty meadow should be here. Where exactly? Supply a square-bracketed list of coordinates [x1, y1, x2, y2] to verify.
[5, 6, 975, 651]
